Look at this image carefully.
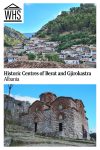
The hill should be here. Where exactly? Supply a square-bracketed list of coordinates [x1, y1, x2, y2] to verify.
[4, 26, 26, 47]
[23, 33, 35, 38]
[36, 4, 96, 50]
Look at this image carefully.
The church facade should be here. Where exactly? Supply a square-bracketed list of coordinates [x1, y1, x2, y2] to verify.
[21, 92, 90, 139]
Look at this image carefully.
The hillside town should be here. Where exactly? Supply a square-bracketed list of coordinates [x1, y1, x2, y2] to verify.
[4, 37, 96, 68]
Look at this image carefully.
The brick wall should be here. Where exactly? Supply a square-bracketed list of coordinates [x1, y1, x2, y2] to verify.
[20, 92, 89, 139]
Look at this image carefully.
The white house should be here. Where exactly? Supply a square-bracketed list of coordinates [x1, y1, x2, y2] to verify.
[61, 49, 73, 55]
[91, 48, 96, 56]
[59, 54, 66, 59]
[64, 57, 79, 65]
[7, 57, 16, 63]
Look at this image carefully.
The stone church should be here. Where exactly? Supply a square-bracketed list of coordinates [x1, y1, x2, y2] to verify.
[21, 92, 90, 139]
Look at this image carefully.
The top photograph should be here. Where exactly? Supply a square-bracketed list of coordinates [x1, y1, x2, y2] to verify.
[4, 3, 96, 68]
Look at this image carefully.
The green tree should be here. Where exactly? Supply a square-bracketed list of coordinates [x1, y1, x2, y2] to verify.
[36, 4, 96, 37]
[28, 53, 36, 60]
[45, 53, 61, 62]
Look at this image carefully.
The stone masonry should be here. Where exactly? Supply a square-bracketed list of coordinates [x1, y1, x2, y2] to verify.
[21, 92, 90, 139]
[4, 94, 30, 122]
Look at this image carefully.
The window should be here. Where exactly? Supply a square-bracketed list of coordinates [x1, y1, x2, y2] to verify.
[59, 114, 63, 120]
[59, 123, 63, 131]
[35, 107, 40, 112]
[35, 108, 38, 112]
[58, 104, 63, 110]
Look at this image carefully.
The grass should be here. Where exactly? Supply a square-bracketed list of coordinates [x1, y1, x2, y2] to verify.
[10, 139, 24, 146]
[35, 134, 95, 144]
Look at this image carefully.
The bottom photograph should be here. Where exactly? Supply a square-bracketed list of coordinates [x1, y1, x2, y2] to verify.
[4, 84, 96, 147]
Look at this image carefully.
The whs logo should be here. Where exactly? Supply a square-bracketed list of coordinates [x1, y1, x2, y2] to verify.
[4, 3, 22, 22]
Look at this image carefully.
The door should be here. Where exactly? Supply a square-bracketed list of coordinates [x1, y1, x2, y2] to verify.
[35, 122, 37, 132]
[59, 123, 62, 131]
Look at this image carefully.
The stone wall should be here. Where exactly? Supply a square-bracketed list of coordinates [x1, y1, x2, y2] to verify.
[4, 93, 90, 140]
[20, 114, 33, 129]
[40, 92, 57, 105]
[21, 92, 90, 139]
[21, 107, 85, 139]
[4, 94, 30, 122]
[73, 108, 83, 139]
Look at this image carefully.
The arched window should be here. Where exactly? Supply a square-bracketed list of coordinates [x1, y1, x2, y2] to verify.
[58, 104, 63, 110]
[35, 107, 39, 112]
[59, 114, 63, 120]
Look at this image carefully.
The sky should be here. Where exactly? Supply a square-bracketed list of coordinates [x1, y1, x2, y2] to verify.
[4, 3, 80, 33]
[4, 84, 96, 132]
